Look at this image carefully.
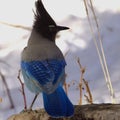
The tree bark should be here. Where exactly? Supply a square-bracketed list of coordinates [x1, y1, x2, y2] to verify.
[8, 104, 120, 120]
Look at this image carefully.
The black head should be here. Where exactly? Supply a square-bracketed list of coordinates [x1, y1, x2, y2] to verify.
[33, 0, 69, 41]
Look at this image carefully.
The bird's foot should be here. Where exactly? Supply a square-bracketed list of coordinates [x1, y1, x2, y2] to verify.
[29, 94, 39, 109]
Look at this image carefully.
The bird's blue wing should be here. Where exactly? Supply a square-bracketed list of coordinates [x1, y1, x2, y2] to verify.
[21, 60, 54, 85]
[21, 67, 42, 94]
[21, 59, 66, 93]
[46, 59, 66, 84]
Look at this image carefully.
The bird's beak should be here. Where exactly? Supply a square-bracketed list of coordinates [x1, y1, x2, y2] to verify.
[57, 26, 70, 31]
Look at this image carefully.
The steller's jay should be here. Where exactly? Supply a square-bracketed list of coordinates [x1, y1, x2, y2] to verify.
[21, 0, 74, 118]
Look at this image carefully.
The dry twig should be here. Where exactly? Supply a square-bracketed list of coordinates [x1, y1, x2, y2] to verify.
[17, 69, 27, 109]
[0, 71, 14, 108]
[77, 58, 85, 105]
[0, 97, 2, 103]
[77, 57, 93, 104]
[83, 78, 93, 104]
[64, 74, 68, 96]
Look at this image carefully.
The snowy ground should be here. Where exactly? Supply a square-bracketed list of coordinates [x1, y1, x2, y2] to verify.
[0, 0, 120, 120]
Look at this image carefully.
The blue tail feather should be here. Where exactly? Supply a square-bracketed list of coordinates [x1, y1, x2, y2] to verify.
[42, 86, 74, 117]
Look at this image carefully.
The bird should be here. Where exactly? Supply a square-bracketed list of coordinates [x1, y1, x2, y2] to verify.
[21, 0, 74, 118]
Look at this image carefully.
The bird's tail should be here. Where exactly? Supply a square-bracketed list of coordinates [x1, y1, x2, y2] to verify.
[42, 86, 74, 118]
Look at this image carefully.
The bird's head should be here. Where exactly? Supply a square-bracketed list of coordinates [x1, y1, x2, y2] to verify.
[33, 0, 69, 41]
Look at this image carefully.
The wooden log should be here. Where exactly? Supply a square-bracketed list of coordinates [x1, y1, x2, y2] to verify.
[8, 104, 120, 120]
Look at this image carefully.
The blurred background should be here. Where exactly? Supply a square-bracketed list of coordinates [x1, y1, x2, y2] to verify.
[0, 0, 120, 119]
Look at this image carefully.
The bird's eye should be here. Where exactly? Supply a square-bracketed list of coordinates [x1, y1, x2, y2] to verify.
[49, 25, 56, 32]
[49, 25, 55, 28]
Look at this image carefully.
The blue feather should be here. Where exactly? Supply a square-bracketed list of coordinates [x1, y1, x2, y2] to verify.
[21, 59, 66, 93]
[21, 68, 42, 93]
[21, 59, 66, 85]
[21, 59, 74, 117]
[43, 85, 74, 117]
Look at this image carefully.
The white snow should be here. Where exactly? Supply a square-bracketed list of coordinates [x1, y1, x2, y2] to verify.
[0, 0, 120, 120]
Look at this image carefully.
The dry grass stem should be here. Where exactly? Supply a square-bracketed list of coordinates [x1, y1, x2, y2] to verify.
[83, 0, 116, 103]
[89, 0, 116, 103]
[0, 21, 31, 31]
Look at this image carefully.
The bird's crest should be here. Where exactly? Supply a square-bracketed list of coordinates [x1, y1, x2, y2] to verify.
[33, 0, 56, 33]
